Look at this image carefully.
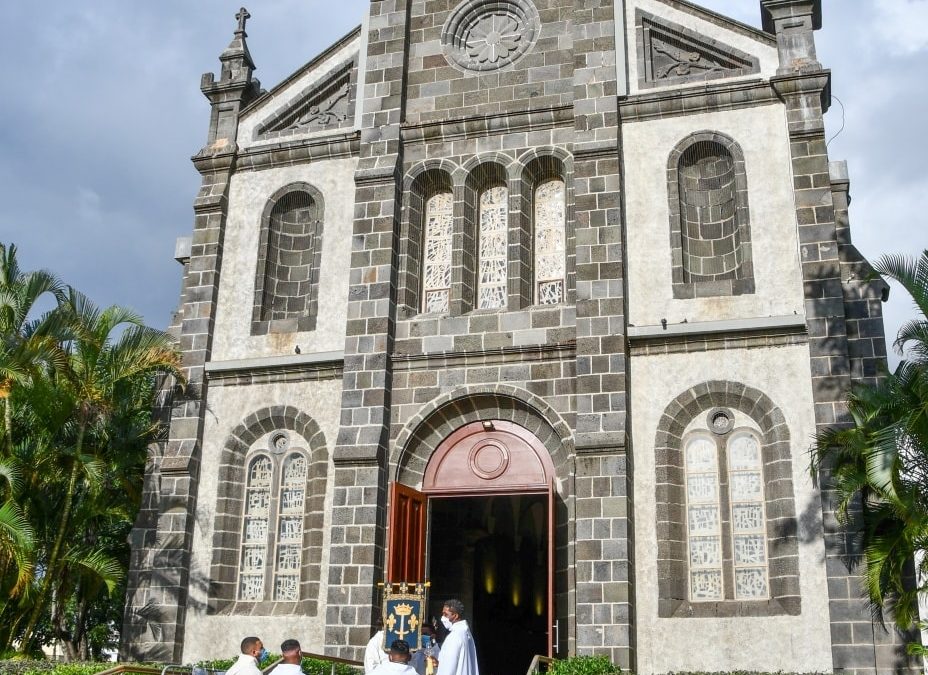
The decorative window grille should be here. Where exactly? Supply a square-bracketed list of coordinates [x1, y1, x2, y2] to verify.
[237, 449, 309, 602]
[422, 192, 454, 314]
[684, 436, 723, 601]
[683, 427, 769, 602]
[727, 432, 768, 599]
[274, 454, 307, 601]
[533, 179, 566, 305]
[239, 456, 272, 600]
[477, 185, 508, 309]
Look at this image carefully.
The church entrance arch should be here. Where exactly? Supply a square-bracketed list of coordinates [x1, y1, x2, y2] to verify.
[387, 420, 556, 675]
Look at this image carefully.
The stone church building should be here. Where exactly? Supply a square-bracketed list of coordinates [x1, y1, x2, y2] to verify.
[120, 0, 918, 672]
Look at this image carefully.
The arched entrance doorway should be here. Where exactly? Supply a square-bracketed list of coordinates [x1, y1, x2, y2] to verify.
[387, 420, 555, 675]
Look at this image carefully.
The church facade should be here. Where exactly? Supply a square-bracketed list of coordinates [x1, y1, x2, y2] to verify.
[120, 1, 917, 672]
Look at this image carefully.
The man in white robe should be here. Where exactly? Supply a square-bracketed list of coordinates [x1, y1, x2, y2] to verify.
[365, 626, 389, 674]
[372, 639, 418, 674]
[226, 637, 266, 675]
[431, 599, 479, 675]
[274, 639, 304, 675]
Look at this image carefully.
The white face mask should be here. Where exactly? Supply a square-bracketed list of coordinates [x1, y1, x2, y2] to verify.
[440, 616, 453, 631]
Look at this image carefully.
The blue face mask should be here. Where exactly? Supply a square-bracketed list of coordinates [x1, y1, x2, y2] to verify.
[257, 648, 269, 663]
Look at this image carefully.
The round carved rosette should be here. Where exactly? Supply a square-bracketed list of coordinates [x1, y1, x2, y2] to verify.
[468, 440, 511, 480]
[441, 0, 540, 73]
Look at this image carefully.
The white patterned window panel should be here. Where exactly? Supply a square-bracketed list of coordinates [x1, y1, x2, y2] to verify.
[728, 432, 769, 599]
[684, 435, 723, 601]
[239, 455, 272, 600]
[534, 179, 566, 305]
[274, 453, 307, 601]
[422, 191, 453, 313]
[478, 185, 508, 309]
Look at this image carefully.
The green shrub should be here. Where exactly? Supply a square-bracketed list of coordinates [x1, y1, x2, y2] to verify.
[548, 655, 623, 675]
[300, 658, 361, 675]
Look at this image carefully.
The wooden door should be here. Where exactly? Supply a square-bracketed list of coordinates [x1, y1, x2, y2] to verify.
[387, 482, 428, 583]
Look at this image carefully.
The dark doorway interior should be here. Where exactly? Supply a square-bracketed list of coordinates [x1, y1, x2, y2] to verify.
[428, 494, 548, 675]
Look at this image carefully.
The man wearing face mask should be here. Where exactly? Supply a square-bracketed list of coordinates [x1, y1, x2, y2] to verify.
[428, 599, 479, 675]
[226, 636, 267, 675]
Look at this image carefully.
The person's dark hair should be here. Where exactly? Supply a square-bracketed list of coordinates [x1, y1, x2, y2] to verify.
[241, 636, 261, 654]
[443, 598, 465, 617]
[389, 639, 410, 655]
[280, 639, 301, 654]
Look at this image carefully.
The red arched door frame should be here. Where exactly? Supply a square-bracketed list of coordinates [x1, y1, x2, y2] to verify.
[388, 419, 556, 657]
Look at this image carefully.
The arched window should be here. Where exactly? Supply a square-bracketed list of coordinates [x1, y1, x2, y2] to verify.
[654, 383, 799, 617]
[533, 178, 566, 305]
[683, 426, 769, 603]
[667, 133, 754, 298]
[422, 191, 454, 314]
[236, 438, 310, 602]
[239, 455, 272, 601]
[478, 184, 508, 309]
[252, 184, 324, 334]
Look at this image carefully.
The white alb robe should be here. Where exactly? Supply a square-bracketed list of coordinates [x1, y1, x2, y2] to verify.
[365, 630, 389, 674]
[436, 620, 479, 675]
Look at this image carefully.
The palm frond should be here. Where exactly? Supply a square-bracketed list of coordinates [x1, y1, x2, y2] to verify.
[62, 548, 124, 594]
[873, 250, 928, 320]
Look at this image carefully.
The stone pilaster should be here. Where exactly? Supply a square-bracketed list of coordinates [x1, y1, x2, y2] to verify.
[760, 0, 822, 74]
[769, 8, 918, 671]
[120, 11, 259, 661]
[830, 161, 890, 389]
[323, 0, 409, 661]
[571, 0, 632, 667]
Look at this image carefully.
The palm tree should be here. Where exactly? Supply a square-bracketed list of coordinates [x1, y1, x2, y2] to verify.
[0, 243, 66, 454]
[16, 289, 184, 654]
[811, 249, 928, 632]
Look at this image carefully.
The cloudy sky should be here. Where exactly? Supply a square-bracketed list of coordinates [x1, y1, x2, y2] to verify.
[1, 1, 924, 366]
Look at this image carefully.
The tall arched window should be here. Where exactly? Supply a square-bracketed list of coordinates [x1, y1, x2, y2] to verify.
[237, 436, 310, 602]
[478, 184, 508, 309]
[252, 184, 324, 334]
[654, 383, 799, 618]
[667, 132, 754, 298]
[683, 426, 768, 602]
[533, 178, 566, 304]
[422, 191, 454, 314]
[239, 455, 272, 601]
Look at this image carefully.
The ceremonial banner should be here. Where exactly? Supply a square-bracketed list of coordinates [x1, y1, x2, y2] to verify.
[382, 582, 428, 651]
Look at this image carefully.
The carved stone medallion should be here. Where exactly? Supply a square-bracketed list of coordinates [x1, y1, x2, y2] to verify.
[441, 0, 540, 73]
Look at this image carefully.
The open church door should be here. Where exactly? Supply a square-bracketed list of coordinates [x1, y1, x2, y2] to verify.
[547, 479, 555, 657]
[387, 482, 428, 583]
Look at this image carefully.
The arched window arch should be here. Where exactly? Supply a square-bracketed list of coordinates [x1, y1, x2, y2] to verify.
[654, 382, 799, 617]
[533, 178, 566, 305]
[210, 407, 328, 615]
[422, 191, 454, 313]
[464, 161, 510, 312]
[398, 167, 455, 317]
[683, 425, 769, 603]
[667, 132, 754, 299]
[239, 455, 273, 601]
[252, 183, 324, 334]
[236, 441, 312, 602]
[520, 153, 571, 308]
[478, 182, 509, 309]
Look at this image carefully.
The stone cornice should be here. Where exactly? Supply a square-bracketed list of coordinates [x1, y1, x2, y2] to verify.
[619, 78, 777, 122]
[401, 104, 573, 144]
[205, 351, 344, 385]
[391, 340, 576, 370]
[233, 131, 360, 171]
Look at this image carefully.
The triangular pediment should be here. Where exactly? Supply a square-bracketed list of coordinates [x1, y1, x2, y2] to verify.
[254, 58, 356, 140]
[636, 9, 760, 88]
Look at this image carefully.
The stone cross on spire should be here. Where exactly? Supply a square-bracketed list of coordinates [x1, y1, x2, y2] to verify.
[235, 7, 250, 34]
